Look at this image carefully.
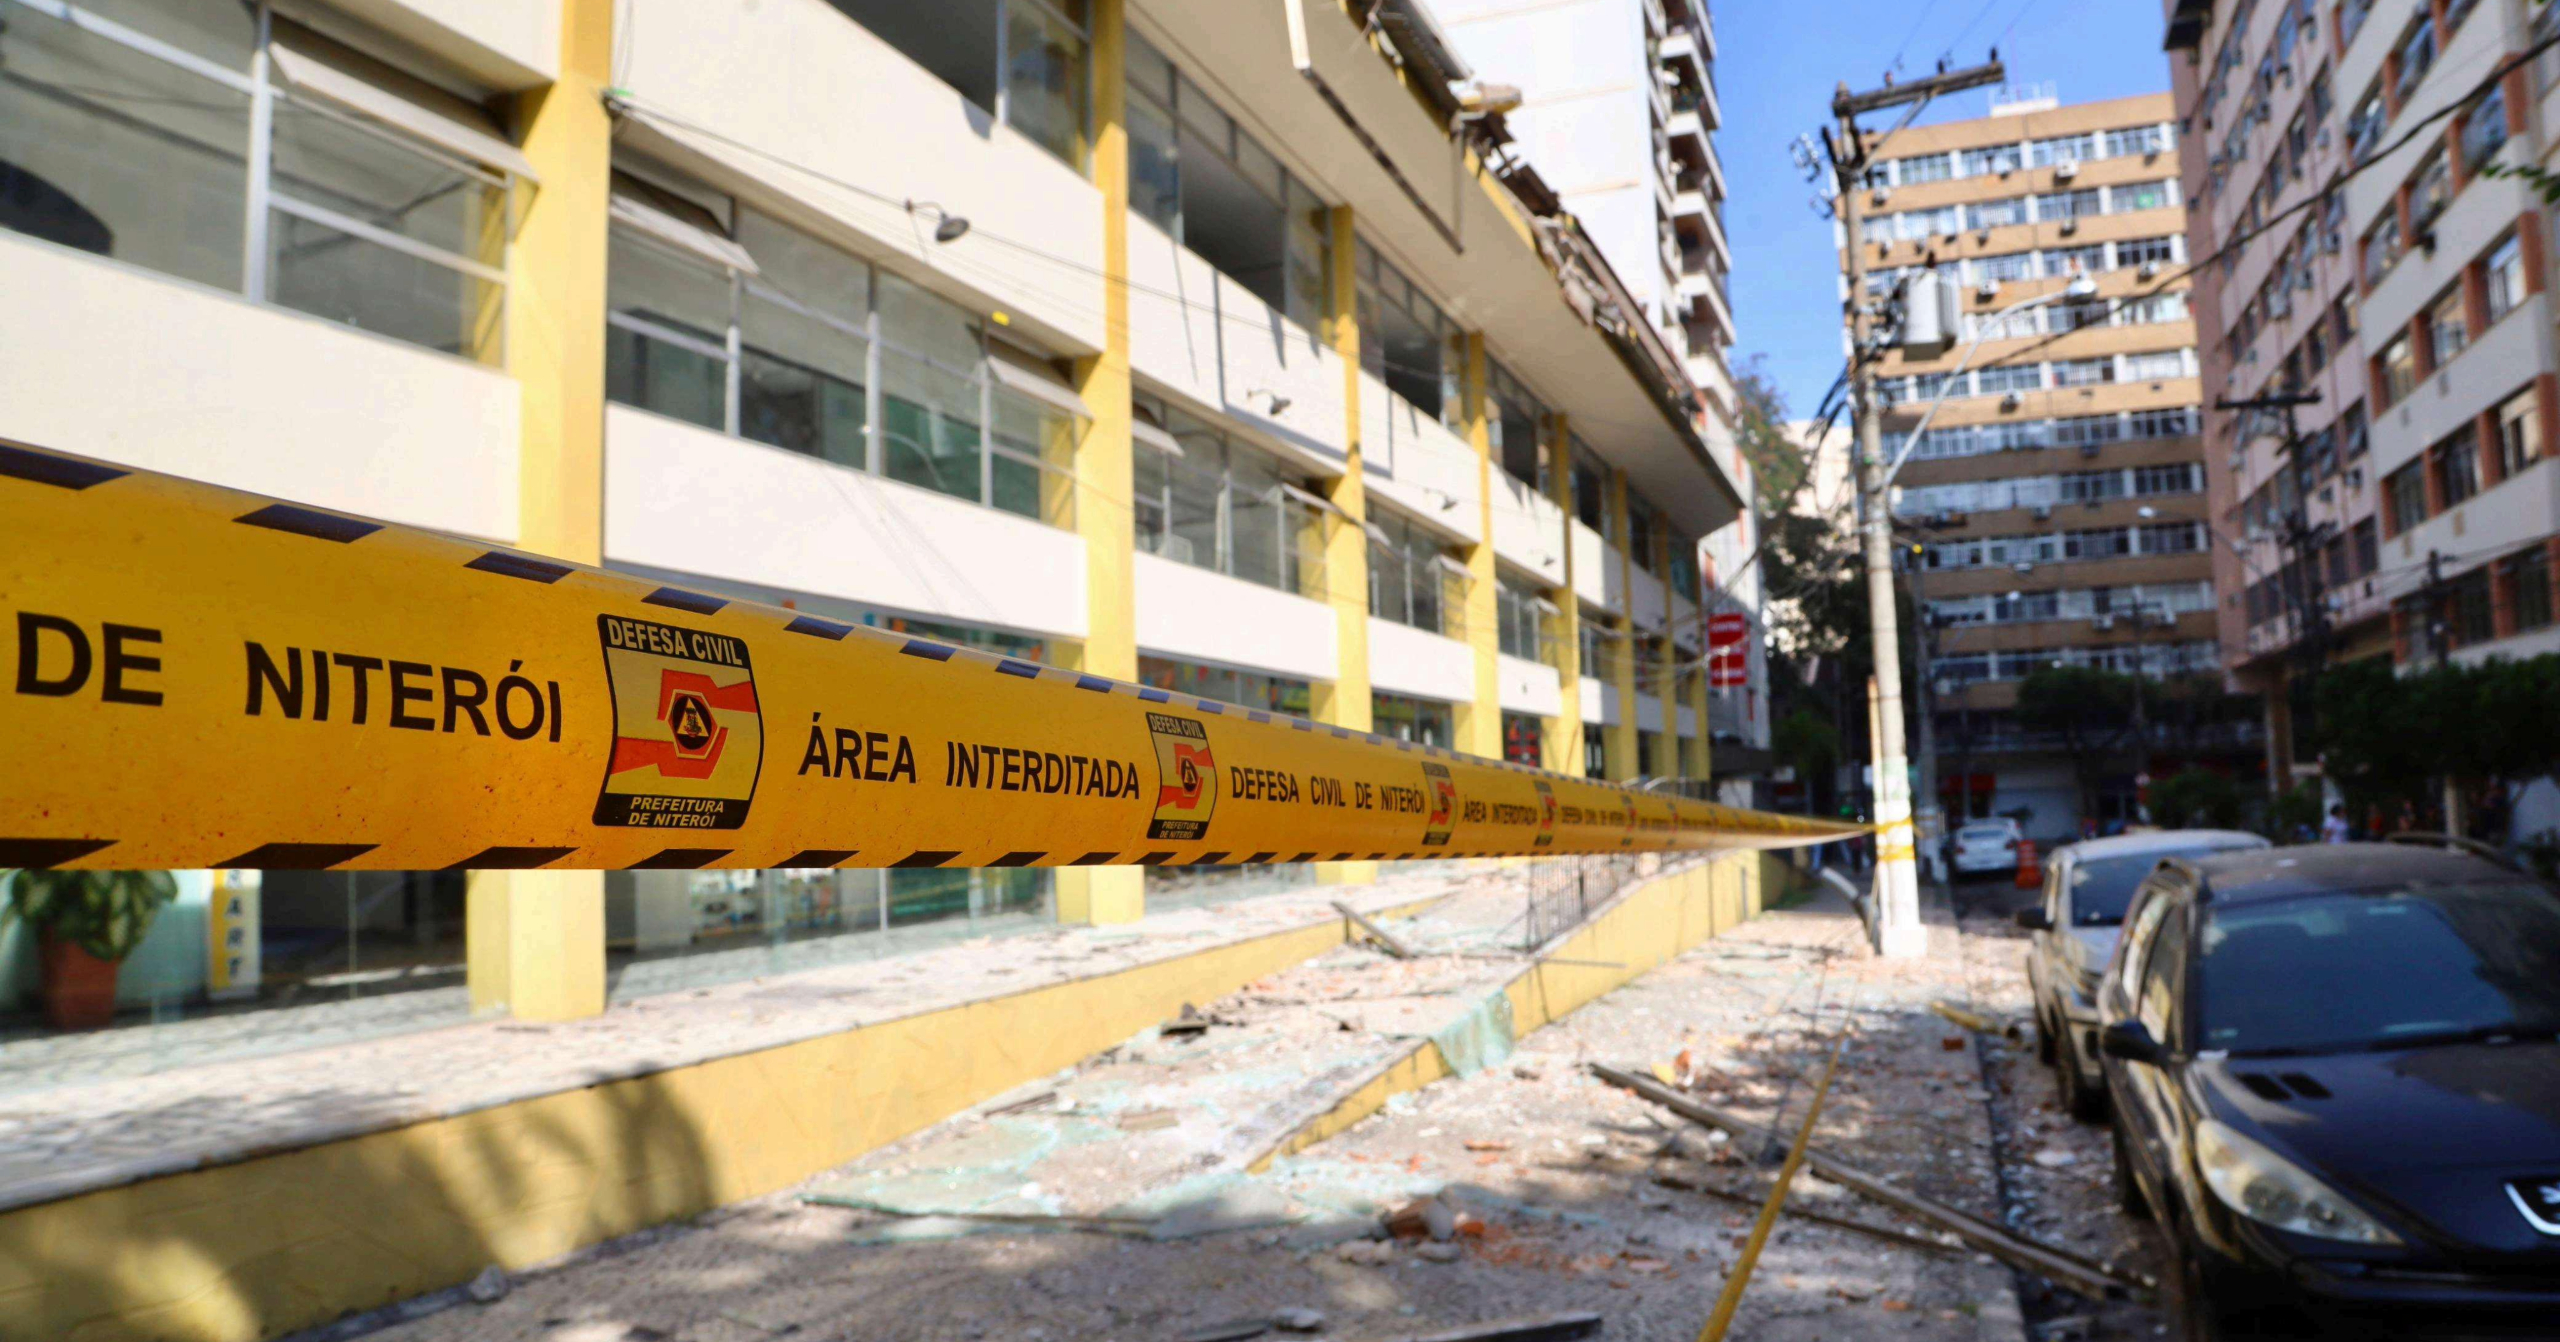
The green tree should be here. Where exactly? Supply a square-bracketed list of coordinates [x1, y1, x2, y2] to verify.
[2150, 768, 2245, 830]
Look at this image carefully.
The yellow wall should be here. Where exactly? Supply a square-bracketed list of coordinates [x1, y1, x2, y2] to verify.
[471, 0, 618, 1022]
[1603, 471, 1639, 780]
[0, 892, 1449, 1341]
[1454, 333, 1503, 760]
[1542, 412, 1584, 775]
[1315, 206, 1377, 887]
[1058, 0, 1143, 923]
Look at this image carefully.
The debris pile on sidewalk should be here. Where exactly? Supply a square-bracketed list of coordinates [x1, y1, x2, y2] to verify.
[357, 879, 2171, 1342]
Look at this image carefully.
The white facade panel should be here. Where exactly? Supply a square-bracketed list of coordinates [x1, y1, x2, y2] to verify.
[1367, 618, 1477, 705]
[1636, 691, 1665, 734]
[1677, 704, 1697, 737]
[1211, 272, 1349, 467]
[1570, 518, 1618, 610]
[618, 0, 1106, 354]
[2393, 456, 2560, 573]
[1127, 217, 1226, 413]
[1135, 553, 1336, 684]
[1496, 652, 1563, 718]
[0, 235, 519, 543]
[1489, 474, 1568, 586]
[605, 406, 1087, 639]
[1630, 565, 1669, 635]
[326, 0, 558, 87]
[2373, 292, 2552, 478]
[1363, 390, 1486, 547]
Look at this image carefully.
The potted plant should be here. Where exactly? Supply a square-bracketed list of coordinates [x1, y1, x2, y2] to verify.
[5, 869, 177, 1029]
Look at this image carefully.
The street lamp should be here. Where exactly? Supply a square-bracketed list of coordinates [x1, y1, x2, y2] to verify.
[1857, 271, 2100, 956]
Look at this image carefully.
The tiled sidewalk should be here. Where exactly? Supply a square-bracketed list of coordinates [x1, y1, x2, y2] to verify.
[0, 868, 1489, 1215]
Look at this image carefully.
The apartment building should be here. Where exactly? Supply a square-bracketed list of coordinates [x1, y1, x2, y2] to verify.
[1435, 0, 1765, 795]
[2170, 0, 2560, 785]
[0, 0, 1742, 1032]
[1849, 89, 2226, 836]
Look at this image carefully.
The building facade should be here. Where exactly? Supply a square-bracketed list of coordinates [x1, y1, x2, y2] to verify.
[0, 0, 1744, 1031]
[2169, 0, 2560, 790]
[1848, 89, 2227, 838]
[1435, 0, 1765, 795]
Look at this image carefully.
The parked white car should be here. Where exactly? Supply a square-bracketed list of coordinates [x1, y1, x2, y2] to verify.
[1949, 819, 2024, 877]
[2012, 828, 2269, 1118]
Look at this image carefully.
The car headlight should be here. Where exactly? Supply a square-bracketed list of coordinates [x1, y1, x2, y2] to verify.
[2194, 1120, 2399, 1244]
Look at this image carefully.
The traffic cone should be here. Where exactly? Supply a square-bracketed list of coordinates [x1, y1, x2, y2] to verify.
[2015, 838, 2040, 889]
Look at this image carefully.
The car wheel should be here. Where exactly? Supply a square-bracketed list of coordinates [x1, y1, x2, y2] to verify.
[2059, 1042, 2107, 1122]
[2112, 1118, 2150, 1221]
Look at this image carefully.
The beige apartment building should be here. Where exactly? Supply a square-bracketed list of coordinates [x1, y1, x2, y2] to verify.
[1847, 88, 2233, 837]
[2171, 0, 2560, 819]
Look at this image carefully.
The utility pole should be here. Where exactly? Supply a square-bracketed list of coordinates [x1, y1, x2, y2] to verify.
[1828, 58, 2002, 958]
[2215, 390, 2323, 785]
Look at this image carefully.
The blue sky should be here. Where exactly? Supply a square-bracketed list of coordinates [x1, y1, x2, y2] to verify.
[1720, 0, 2177, 419]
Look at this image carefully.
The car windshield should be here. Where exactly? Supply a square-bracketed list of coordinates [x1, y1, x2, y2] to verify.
[2069, 845, 2248, 925]
[2199, 883, 2560, 1056]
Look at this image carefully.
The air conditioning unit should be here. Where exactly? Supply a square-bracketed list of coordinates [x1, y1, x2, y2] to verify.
[2080, 441, 2103, 457]
[1872, 188, 1890, 206]
[2000, 392, 2024, 411]
[2139, 261, 2162, 280]
[2056, 161, 2079, 182]
[2031, 504, 2053, 520]
[2093, 615, 2117, 631]
[2059, 218, 2080, 235]
[1977, 281, 2000, 302]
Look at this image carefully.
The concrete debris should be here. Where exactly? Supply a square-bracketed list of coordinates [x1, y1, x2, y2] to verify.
[1929, 1001, 1998, 1034]
[1372, 1313, 1602, 1342]
[1176, 1320, 1273, 1342]
[462, 1266, 508, 1304]
[2031, 1148, 2079, 1169]
[1335, 1238, 1396, 1265]
[1416, 1241, 1464, 1263]
[1271, 1306, 1328, 1332]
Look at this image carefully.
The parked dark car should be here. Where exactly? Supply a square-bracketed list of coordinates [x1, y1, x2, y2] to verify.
[2015, 828, 2268, 1120]
[2096, 842, 2560, 1340]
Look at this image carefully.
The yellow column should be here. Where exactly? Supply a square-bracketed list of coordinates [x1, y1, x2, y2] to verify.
[1542, 412, 1583, 774]
[1686, 664, 1712, 782]
[1314, 206, 1377, 887]
[1058, 0, 1142, 924]
[470, 0, 615, 1022]
[1603, 470, 1639, 780]
[1454, 333, 1503, 759]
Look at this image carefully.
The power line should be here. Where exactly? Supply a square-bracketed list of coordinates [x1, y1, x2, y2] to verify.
[1877, 32, 2559, 381]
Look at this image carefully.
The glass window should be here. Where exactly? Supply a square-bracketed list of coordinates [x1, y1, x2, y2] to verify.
[2486, 233, 2526, 325]
[2463, 84, 2509, 171]
[1960, 143, 2022, 176]
[738, 210, 871, 468]
[0, 0, 253, 290]
[606, 229, 735, 430]
[1133, 396, 1320, 595]
[878, 345, 985, 501]
[1367, 510, 1452, 635]
[2361, 215, 2401, 290]
[2052, 358, 2115, 388]
[2438, 426, 2481, 506]
[1573, 442, 1610, 537]
[1372, 691, 1453, 748]
[2198, 885, 2560, 1056]
[2386, 462, 2428, 532]
[2428, 285, 2468, 368]
[2409, 151, 2451, 232]
[2397, 14, 2437, 99]
[1359, 241, 1452, 422]
[1897, 152, 1951, 184]
[2498, 387, 2543, 477]
[2380, 332, 2416, 406]
[988, 387, 1079, 526]
[2513, 548, 2555, 632]
[1126, 57, 1180, 232]
[2111, 180, 2172, 213]
[1003, 0, 1089, 170]
[1496, 576, 1549, 661]
[2346, 87, 2385, 164]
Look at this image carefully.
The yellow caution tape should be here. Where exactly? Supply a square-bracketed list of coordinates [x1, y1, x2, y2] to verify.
[0, 440, 1866, 871]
